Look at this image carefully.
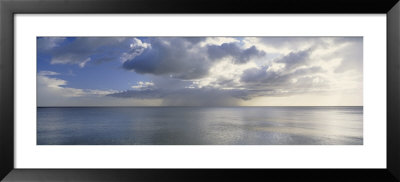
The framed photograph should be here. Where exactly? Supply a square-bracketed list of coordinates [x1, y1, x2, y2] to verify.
[1, 0, 399, 181]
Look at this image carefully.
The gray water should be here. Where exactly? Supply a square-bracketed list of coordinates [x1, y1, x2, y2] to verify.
[37, 106, 363, 145]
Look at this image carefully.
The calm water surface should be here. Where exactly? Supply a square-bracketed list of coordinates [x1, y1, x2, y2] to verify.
[37, 107, 363, 145]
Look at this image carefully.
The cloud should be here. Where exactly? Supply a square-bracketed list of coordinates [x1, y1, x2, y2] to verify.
[333, 38, 363, 73]
[240, 66, 326, 92]
[240, 50, 328, 95]
[199, 37, 239, 46]
[39, 37, 137, 68]
[188, 60, 257, 90]
[78, 58, 91, 68]
[242, 37, 327, 55]
[107, 89, 165, 99]
[112, 37, 362, 106]
[37, 37, 363, 106]
[161, 89, 241, 106]
[37, 72, 120, 106]
[108, 88, 244, 106]
[37, 73, 116, 98]
[122, 38, 211, 79]
[207, 43, 265, 64]
[122, 38, 265, 79]
[120, 38, 151, 62]
[183, 37, 207, 44]
[39, 37, 265, 77]
[37, 72, 163, 107]
[38, 70, 60, 76]
[37, 37, 66, 51]
[276, 49, 311, 70]
[38, 74, 86, 98]
[131, 81, 155, 90]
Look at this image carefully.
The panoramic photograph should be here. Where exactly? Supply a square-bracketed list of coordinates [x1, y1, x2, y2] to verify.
[37, 37, 363, 145]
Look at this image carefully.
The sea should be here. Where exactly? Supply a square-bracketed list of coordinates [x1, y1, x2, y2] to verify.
[37, 106, 363, 145]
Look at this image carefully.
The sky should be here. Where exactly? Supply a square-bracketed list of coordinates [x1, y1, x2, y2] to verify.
[37, 37, 363, 107]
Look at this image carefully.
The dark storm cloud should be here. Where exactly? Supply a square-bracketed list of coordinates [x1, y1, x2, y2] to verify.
[122, 38, 210, 79]
[183, 37, 207, 44]
[122, 38, 266, 79]
[275, 49, 311, 70]
[241, 66, 281, 84]
[207, 43, 265, 64]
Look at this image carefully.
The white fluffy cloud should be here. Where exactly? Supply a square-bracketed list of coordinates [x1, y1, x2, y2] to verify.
[37, 71, 117, 98]
[131, 81, 155, 90]
[37, 71, 126, 106]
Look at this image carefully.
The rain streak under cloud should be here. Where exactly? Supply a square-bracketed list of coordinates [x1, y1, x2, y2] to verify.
[37, 37, 363, 106]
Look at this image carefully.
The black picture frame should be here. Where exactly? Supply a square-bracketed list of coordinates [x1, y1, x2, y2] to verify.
[1, 0, 399, 181]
